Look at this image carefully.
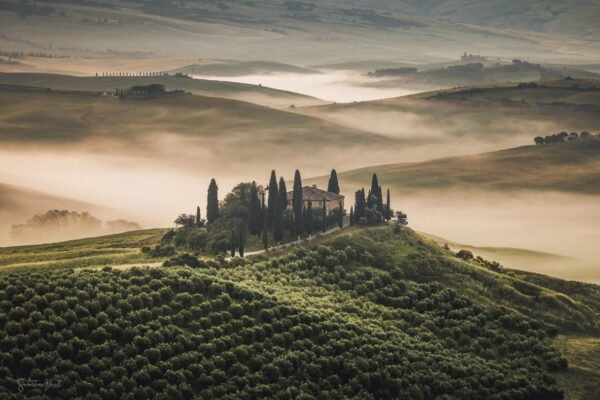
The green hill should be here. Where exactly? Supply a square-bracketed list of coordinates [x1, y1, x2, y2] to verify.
[0, 225, 599, 398]
[0, 73, 325, 108]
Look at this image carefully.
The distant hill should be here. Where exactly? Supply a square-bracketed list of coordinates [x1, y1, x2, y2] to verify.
[306, 140, 600, 195]
[0, 0, 598, 65]
[0, 73, 326, 108]
[365, 60, 600, 90]
[169, 60, 318, 77]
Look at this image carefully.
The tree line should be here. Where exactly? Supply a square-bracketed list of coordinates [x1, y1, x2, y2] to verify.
[534, 130, 597, 144]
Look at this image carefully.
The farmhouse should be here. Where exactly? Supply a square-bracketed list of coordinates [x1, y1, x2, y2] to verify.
[286, 185, 344, 215]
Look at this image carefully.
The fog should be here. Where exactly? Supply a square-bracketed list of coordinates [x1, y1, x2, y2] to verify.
[192, 71, 419, 103]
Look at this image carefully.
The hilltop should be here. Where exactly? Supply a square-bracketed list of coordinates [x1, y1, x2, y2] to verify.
[0, 225, 599, 398]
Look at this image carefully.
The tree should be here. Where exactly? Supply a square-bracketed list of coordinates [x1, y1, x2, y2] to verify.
[385, 189, 392, 221]
[370, 174, 381, 210]
[175, 214, 195, 228]
[262, 218, 268, 250]
[377, 185, 384, 212]
[272, 192, 284, 243]
[338, 203, 343, 228]
[292, 170, 303, 235]
[327, 169, 340, 194]
[230, 230, 235, 258]
[248, 182, 261, 236]
[349, 206, 354, 226]
[267, 171, 278, 228]
[238, 222, 244, 257]
[196, 206, 201, 226]
[354, 189, 366, 222]
[322, 198, 326, 232]
[306, 201, 313, 235]
[278, 177, 288, 212]
[395, 211, 408, 227]
[207, 179, 219, 224]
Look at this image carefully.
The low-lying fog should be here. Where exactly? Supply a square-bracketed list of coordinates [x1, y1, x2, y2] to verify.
[1, 147, 598, 283]
[192, 71, 419, 103]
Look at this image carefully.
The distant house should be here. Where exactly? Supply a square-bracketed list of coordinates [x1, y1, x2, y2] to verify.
[286, 185, 344, 215]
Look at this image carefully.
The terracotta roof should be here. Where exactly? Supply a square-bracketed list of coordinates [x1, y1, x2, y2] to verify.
[286, 186, 344, 202]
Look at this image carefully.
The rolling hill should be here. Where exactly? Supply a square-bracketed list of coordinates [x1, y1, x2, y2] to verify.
[307, 140, 600, 194]
[0, 225, 599, 399]
[0, 73, 325, 108]
[0, 0, 599, 65]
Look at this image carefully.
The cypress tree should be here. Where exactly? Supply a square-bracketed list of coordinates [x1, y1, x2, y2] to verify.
[306, 201, 313, 235]
[207, 179, 219, 224]
[292, 170, 303, 235]
[249, 182, 261, 235]
[349, 206, 354, 226]
[354, 188, 366, 221]
[377, 185, 384, 212]
[272, 192, 284, 243]
[230, 229, 235, 258]
[338, 203, 343, 228]
[289, 211, 294, 238]
[370, 174, 379, 201]
[385, 188, 391, 220]
[267, 170, 278, 228]
[238, 222, 244, 257]
[322, 198, 326, 232]
[196, 206, 201, 226]
[262, 217, 268, 250]
[278, 177, 288, 213]
[327, 169, 340, 194]
[261, 192, 266, 222]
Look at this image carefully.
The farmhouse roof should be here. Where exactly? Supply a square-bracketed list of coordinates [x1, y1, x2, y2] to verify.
[286, 185, 344, 202]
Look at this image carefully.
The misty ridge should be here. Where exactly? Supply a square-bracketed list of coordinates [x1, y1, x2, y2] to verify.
[9, 209, 140, 244]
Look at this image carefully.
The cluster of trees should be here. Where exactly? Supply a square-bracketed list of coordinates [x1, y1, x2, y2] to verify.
[351, 173, 395, 226]
[165, 170, 346, 257]
[0, 231, 566, 399]
[10, 210, 140, 243]
[534, 131, 597, 144]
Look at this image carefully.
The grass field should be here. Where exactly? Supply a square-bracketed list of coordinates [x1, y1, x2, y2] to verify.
[0, 228, 167, 273]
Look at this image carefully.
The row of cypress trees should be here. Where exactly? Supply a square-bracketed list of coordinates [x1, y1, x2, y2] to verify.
[203, 169, 343, 255]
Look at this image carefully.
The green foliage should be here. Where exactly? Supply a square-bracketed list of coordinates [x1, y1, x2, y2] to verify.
[207, 178, 219, 224]
[292, 170, 303, 236]
[267, 171, 278, 229]
[327, 169, 340, 194]
[174, 213, 196, 228]
[456, 249, 474, 260]
[272, 192, 284, 243]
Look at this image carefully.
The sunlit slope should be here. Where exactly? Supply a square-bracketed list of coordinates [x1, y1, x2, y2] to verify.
[0, 73, 325, 108]
[1, 225, 599, 398]
[307, 140, 600, 194]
